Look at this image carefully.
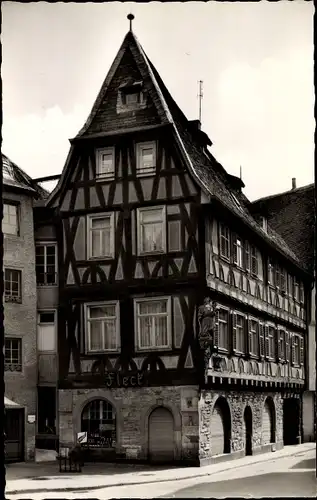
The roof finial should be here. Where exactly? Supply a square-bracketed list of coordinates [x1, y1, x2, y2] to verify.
[127, 13, 134, 32]
[240, 165, 242, 180]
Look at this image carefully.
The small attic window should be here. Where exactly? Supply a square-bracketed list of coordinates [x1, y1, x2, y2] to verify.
[117, 81, 146, 113]
[260, 216, 267, 233]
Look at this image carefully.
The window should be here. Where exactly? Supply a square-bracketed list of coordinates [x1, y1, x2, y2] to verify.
[218, 308, 229, 350]
[292, 335, 300, 365]
[4, 269, 22, 302]
[244, 241, 250, 272]
[235, 314, 245, 353]
[248, 319, 258, 356]
[293, 278, 300, 302]
[37, 311, 56, 352]
[96, 148, 115, 180]
[88, 213, 115, 259]
[278, 329, 286, 360]
[280, 268, 286, 292]
[5, 338, 22, 371]
[137, 206, 166, 254]
[268, 260, 274, 285]
[300, 283, 304, 303]
[135, 297, 171, 350]
[126, 92, 139, 105]
[38, 387, 56, 435]
[288, 274, 293, 297]
[3, 202, 19, 235]
[136, 142, 156, 175]
[36, 244, 57, 286]
[85, 302, 120, 353]
[275, 265, 280, 288]
[219, 224, 230, 259]
[251, 246, 258, 276]
[233, 237, 243, 268]
[81, 399, 116, 448]
[266, 326, 276, 359]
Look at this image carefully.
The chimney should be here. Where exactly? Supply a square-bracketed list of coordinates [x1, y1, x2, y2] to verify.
[292, 178, 296, 190]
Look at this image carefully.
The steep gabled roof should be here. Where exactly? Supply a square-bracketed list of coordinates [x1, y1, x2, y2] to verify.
[2, 154, 49, 199]
[45, 28, 306, 273]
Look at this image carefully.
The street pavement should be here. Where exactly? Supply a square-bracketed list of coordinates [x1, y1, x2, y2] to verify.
[5, 443, 316, 499]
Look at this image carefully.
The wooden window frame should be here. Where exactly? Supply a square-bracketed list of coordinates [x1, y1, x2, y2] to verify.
[4, 268, 22, 303]
[37, 310, 57, 353]
[264, 323, 276, 360]
[3, 201, 20, 236]
[137, 205, 166, 255]
[96, 147, 115, 181]
[35, 242, 58, 286]
[87, 213, 115, 260]
[84, 301, 120, 354]
[217, 306, 230, 352]
[233, 236, 243, 269]
[219, 223, 230, 261]
[293, 278, 300, 303]
[268, 260, 275, 287]
[134, 296, 172, 352]
[244, 241, 250, 273]
[248, 316, 259, 358]
[232, 311, 246, 354]
[136, 141, 156, 176]
[277, 327, 286, 362]
[5, 337, 22, 372]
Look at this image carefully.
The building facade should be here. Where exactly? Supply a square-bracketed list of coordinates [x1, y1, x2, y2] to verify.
[251, 181, 315, 443]
[3, 154, 47, 462]
[38, 25, 311, 464]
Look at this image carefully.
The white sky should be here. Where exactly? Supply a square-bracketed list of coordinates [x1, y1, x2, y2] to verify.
[1, 1, 314, 200]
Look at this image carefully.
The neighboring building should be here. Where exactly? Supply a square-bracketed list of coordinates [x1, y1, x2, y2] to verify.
[40, 22, 312, 464]
[250, 181, 315, 442]
[2, 154, 48, 462]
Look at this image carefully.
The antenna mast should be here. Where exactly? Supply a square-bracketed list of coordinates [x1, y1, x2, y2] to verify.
[198, 80, 203, 123]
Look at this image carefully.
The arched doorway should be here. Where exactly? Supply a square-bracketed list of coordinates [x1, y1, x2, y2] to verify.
[283, 398, 300, 445]
[244, 406, 253, 456]
[262, 397, 275, 445]
[81, 399, 116, 460]
[148, 407, 174, 463]
[210, 397, 231, 456]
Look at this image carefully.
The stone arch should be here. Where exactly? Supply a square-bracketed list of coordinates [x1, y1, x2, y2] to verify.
[73, 391, 122, 451]
[262, 396, 276, 444]
[210, 396, 232, 455]
[141, 401, 182, 461]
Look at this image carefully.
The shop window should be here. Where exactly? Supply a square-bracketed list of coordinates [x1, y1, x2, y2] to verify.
[81, 399, 116, 449]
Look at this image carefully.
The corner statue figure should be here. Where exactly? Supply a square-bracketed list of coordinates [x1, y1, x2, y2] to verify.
[198, 298, 218, 383]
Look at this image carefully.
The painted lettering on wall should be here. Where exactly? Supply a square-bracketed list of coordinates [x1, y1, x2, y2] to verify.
[105, 371, 145, 388]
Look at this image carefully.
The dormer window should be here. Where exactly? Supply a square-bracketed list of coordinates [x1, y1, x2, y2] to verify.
[96, 148, 115, 180]
[117, 80, 146, 114]
[136, 142, 156, 176]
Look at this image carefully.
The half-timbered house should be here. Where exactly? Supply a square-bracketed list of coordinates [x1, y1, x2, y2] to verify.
[39, 20, 312, 464]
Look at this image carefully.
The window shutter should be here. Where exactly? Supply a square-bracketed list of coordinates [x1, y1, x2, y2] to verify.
[291, 335, 295, 365]
[232, 234, 238, 264]
[213, 309, 219, 348]
[264, 325, 269, 358]
[259, 323, 265, 358]
[300, 337, 304, 365]
[280, 270, 286, 292]
[232, 312, 237, 352]
[251, 247, 258, 276]
[276, 330, 281, 361]
[247, 318, 252, 355]
[285, 331, 289, 362]
[245, 242, 250, 272]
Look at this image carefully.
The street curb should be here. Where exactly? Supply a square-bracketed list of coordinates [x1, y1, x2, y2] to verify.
[5, 445, 315, 495]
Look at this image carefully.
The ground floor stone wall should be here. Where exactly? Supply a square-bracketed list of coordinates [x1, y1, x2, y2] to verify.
[199, 390, 284, 463]
[58, 385, 200, 462]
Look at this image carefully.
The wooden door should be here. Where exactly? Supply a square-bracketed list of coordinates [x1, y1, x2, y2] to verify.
[5, 409, 24, 463]
[148, 407, 174, 462]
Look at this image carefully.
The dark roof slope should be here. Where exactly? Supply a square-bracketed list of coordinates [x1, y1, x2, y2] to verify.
[46, 29, 305, 272]
[250, 184, 315, 273]
[2, 154, 49, 199]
